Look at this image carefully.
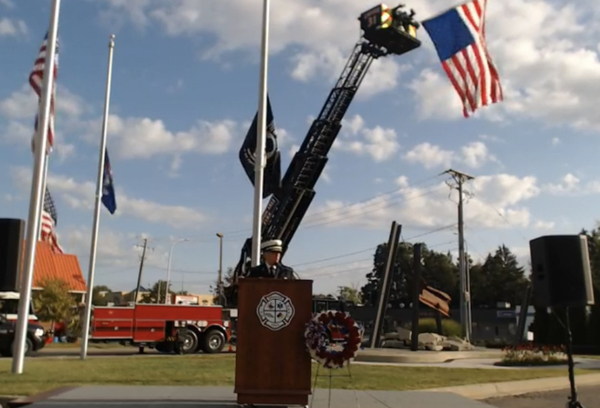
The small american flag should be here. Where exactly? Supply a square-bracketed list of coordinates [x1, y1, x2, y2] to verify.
[41, 209, 63, 254]
[422, 0, 503, 117]
[44, 186, 58, 226]
[30, 31, 59, 153]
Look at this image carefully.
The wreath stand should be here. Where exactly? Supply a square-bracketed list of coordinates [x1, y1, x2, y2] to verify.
[309, 362, 361, 408]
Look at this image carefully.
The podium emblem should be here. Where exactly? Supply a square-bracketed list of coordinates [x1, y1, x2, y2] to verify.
[256, 291, 295, 331]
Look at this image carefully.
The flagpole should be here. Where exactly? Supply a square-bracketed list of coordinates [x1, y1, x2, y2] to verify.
[251, 0, 271, 267]
[80, 34, 116, 360]
[11, 0, 61, 375]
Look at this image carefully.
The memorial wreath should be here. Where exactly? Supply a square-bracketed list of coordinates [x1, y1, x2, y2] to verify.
[304, 310, 363, 369]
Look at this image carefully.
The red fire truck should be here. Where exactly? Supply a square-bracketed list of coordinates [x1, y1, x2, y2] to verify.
[89, 303, 236, 354]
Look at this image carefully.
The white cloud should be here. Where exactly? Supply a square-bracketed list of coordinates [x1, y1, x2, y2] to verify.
[94, 0, 419, 97]
[0, 17, 27, 37]
[534, 220, 556, 230]
[82, 115, 237, 160]
[61, 227, 145, 269]
[0, 84, 89, 121]
[403, 142, 452, 169]
[551, 137, 560, 146]
[0, 85, 85, 156]
[544, 173, 600, 196]
[402, 141, 498, 170]
[333, 114, 399, 162]
[11, 166, 209, 229]
[304, 173, 540, 230]
[0, 0, 14, 8]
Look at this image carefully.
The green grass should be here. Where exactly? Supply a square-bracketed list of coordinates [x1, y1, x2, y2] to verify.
[0, 355, 594, 397]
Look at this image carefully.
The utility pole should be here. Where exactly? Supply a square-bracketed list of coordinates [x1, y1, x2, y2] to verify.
[216, 233, 224, 305]
[443, 168, 474, 343]
[133, 238, 152, 304]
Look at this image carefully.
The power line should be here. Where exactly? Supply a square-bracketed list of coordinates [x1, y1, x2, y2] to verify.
[146, 174, 448, 242]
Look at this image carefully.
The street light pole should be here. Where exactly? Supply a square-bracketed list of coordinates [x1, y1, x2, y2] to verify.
[216, 233, 224, 304]
[165, 238, 188, 304]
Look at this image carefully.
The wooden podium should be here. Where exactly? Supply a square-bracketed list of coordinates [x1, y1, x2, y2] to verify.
[234, 278, 313, 406]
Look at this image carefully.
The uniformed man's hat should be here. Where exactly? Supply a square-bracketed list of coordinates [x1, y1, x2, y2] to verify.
[261, 239, 283, 253]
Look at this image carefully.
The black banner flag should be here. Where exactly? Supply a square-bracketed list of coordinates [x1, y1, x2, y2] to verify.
[239, 94, 282, 198]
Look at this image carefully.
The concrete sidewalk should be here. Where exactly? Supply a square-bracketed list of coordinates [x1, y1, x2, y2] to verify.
[4, 386, 495, 408]
[4, 374, 600, 408]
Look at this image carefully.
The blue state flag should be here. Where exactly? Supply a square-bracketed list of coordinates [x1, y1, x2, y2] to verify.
[101, 148, 117, 214]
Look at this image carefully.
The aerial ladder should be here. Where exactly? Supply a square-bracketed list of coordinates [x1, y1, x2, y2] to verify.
[231, 4, 423, 299]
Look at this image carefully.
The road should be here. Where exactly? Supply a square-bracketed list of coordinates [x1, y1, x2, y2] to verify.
[484, 385, 599, 407]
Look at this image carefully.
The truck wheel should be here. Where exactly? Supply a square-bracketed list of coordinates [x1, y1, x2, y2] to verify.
[202, 329, 225, 354]
[181, 330, 199, 354]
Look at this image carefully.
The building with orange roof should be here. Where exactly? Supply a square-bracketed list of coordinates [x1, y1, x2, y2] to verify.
[23, 240, 87, 299]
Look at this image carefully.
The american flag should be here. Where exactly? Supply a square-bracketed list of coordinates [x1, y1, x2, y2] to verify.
[41, 209, 63, 254]
[422, 0, 503, 117]
[44, 186, 58, 226]
[30, 31, 59, 153]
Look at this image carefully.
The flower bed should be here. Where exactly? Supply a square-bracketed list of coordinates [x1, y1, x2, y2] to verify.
[497, 344, 568, 366]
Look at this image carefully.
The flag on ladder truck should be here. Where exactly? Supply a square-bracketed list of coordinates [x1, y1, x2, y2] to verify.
[238, 94, 282, 198]
[422, 0, 503, 117]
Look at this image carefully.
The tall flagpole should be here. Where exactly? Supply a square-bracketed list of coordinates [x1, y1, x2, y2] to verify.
[12, 0, 61, 375]
[250, 0, 271, 267]
[80, 34, 116, 360]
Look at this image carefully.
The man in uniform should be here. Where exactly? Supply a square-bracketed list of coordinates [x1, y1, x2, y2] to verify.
[246, 239, 295, 279]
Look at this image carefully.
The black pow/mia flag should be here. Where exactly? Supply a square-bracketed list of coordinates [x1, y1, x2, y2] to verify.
[239, 94, 282, 198]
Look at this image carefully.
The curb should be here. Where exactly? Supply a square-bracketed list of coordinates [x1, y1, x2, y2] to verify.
[0, 396, 20, 408]
[426, 373, 600, 400]
[354, 348, 502, 364]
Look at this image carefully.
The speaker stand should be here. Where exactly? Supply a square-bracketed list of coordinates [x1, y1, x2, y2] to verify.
[554, 307, 585, 408]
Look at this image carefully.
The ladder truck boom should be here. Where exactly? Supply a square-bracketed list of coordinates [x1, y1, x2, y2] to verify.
[233, 3, 422, 285]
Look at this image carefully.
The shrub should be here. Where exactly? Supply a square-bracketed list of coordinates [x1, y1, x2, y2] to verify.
[405, 318, 463, 337]
[500, 344, 567, 366]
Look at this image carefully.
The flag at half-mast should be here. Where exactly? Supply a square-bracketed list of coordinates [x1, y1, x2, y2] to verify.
[30, 31, 59, 154]
[101, 148, 117, 214]
[239, 94, 282, 198]
[422, 0, 503, 117]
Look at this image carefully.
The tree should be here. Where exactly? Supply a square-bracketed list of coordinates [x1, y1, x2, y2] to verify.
[32, 278, 75, 331]
[361, 241, 413, 307]
[477, 245, 529, 307]
[337, 285, 362, 304]
[139, 280, 174, 304]
[211, 267, 235, 305]
[92, 285, 112, 306]
[361, 241, 458, 308]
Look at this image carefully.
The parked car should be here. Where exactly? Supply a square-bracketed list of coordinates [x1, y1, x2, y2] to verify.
[0, 314, 46, 357]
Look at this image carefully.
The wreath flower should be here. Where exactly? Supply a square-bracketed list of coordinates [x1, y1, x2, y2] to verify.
[304, 310, 363, 369]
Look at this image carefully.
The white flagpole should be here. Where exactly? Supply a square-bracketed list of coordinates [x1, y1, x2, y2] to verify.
[80, 34, 116, 360]
[251, 0, 271, 267]
[11, 0, 61, 375]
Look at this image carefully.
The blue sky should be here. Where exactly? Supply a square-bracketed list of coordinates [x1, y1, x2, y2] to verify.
[1, 0, 600, 296]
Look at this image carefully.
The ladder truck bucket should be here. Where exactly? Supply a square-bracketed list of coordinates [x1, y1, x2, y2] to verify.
[359, 4, 421, 55]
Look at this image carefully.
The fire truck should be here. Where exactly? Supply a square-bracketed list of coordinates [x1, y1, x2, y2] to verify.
[89, 303, 236, 354]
